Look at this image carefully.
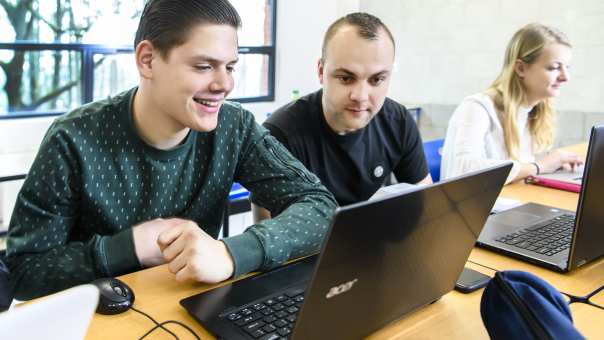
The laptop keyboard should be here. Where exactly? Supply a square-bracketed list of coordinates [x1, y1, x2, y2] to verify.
[223, 286, 306, 340]
[495, 214, 575, 256]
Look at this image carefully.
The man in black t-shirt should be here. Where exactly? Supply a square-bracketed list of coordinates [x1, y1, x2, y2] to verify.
[253, 12, 431, 220]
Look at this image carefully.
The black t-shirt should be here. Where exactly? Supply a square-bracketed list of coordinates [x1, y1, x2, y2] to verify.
[263, 90, 428, 205]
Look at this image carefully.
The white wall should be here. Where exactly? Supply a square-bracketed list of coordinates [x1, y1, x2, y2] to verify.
[244, 0, 359, 119]
[360, 0, 604, 143]
[361, 0, 604, 110]
[0, 117, 52, 229]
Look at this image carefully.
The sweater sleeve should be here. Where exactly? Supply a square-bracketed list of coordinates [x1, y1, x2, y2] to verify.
[222, 121, 337, 276]
[440, 98, 521, 183]
[5, 128, 140, 300]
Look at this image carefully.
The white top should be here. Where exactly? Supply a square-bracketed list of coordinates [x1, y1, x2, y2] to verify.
[440, 93, 534, 184]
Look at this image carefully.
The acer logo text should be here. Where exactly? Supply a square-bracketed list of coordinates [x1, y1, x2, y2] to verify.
[325, 279, 358, 299]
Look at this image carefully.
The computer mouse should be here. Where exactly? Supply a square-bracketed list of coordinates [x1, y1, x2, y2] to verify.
[91, 277, 135, 315]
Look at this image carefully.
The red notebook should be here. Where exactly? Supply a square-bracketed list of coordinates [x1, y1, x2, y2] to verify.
[525, 173, 582, 193]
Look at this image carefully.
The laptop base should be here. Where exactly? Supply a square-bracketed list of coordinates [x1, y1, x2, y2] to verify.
[478, 203, 573, 272]
[180, 255, 316, 339]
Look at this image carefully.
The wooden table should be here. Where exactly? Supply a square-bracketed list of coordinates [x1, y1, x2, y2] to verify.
[86, 144, 604, 339]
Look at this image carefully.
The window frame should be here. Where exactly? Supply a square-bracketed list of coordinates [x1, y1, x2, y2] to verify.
[0, 0, 277, 119]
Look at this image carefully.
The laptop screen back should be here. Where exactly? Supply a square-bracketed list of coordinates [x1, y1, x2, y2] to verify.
[570, 125, 604, 269]
[291, 163, 511, 339]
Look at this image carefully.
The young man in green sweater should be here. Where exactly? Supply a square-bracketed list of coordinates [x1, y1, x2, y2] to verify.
[6, 0, 336, 300]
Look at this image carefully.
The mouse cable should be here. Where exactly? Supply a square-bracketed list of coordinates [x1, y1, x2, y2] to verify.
[467, 261, 604, 311]
[560, 283, 604, 311]
[138, 320, 202, 340]
[129, 306, 179, 340]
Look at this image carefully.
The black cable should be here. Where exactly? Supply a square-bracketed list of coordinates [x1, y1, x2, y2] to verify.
[466, 259, 604, 310]
[561, 283, 604, 311]
[465, 260, 604, 311]
[139, 320, 201, 340]
[130, 306, 179, 340]
[467, 260, 500, 273]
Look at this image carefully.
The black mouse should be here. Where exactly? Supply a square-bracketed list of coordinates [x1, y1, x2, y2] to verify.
[91, 277, 135, 315]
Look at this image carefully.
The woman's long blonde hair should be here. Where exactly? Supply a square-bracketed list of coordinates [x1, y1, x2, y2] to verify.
[486, 23, 571, 160]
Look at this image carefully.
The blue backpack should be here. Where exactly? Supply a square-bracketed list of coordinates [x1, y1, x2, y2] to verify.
[480, 270, 584, 340]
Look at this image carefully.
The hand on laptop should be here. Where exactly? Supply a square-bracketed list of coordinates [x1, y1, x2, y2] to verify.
[537, 150, 584, 174]
[132, 217, 188, 267]
[157, 221, 235, 283]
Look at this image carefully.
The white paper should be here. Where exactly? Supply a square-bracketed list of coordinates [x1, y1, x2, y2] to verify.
[491, 197, 523, 214]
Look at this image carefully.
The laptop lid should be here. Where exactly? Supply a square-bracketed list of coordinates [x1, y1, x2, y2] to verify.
[0, 284, 99, 340]
[569, 125, 604, 269]
[180, 163, 511, 339]
[291, 162, 511, 339]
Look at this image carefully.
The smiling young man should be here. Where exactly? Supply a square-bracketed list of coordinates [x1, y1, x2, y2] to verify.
[6, 0, 336, 300]
[253, 13, 430, 221]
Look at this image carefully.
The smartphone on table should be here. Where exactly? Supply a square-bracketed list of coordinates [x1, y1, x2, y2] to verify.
[455, 267, 491, 293]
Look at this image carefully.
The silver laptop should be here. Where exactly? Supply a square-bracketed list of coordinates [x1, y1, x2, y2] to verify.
[0, 284, 99, 340]
[477, 125, 604, 272]
[535, 165, 584, 186]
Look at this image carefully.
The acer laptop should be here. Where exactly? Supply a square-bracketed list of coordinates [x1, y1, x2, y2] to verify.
[477, 125, 604, 272]
[180, 163, 511, 340]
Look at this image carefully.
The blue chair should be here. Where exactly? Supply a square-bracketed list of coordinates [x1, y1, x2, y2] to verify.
[228, 182, 250, 201]
[222, 183, 251, 238]
[423, 139, 444, 182]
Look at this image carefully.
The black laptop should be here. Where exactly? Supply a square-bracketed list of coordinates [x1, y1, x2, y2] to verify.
[477, 125, 604, 272]
[180, 163, 511, 339]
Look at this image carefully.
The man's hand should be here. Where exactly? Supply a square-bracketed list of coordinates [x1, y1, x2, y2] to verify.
[157, 221, 235, 283]
[132, 218, 188, 268]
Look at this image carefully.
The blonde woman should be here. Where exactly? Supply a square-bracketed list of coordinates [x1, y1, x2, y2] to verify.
[441, 23, 582, 184]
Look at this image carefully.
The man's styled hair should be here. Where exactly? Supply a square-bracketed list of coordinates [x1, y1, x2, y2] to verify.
[134, 0, 242, 58]
[321, 12, 395, 60]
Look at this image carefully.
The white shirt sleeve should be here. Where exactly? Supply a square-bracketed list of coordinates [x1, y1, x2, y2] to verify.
[440, 97, 521, 184]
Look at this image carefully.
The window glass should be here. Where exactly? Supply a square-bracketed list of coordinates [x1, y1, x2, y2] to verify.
[231, 54, 271, 99]
[93, 53, 138, 101]
[0, 50, 82, 117]
[0, 0, 276, 117]
[230, 0, 274, 46]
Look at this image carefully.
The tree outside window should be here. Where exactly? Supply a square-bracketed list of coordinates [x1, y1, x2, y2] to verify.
[0, 0, 276, 118]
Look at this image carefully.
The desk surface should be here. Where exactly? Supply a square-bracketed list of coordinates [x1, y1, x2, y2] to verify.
[86, 144, 604, 339]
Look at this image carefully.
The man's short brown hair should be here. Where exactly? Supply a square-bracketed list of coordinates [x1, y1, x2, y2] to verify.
[134, 0, 242, 59]
[321, 12, 395, 60]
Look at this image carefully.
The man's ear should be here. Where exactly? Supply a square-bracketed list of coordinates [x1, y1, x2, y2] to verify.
[135, 40, 155, 79]
[514, 59, 526, 78]
[317, 58, 325, 85]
